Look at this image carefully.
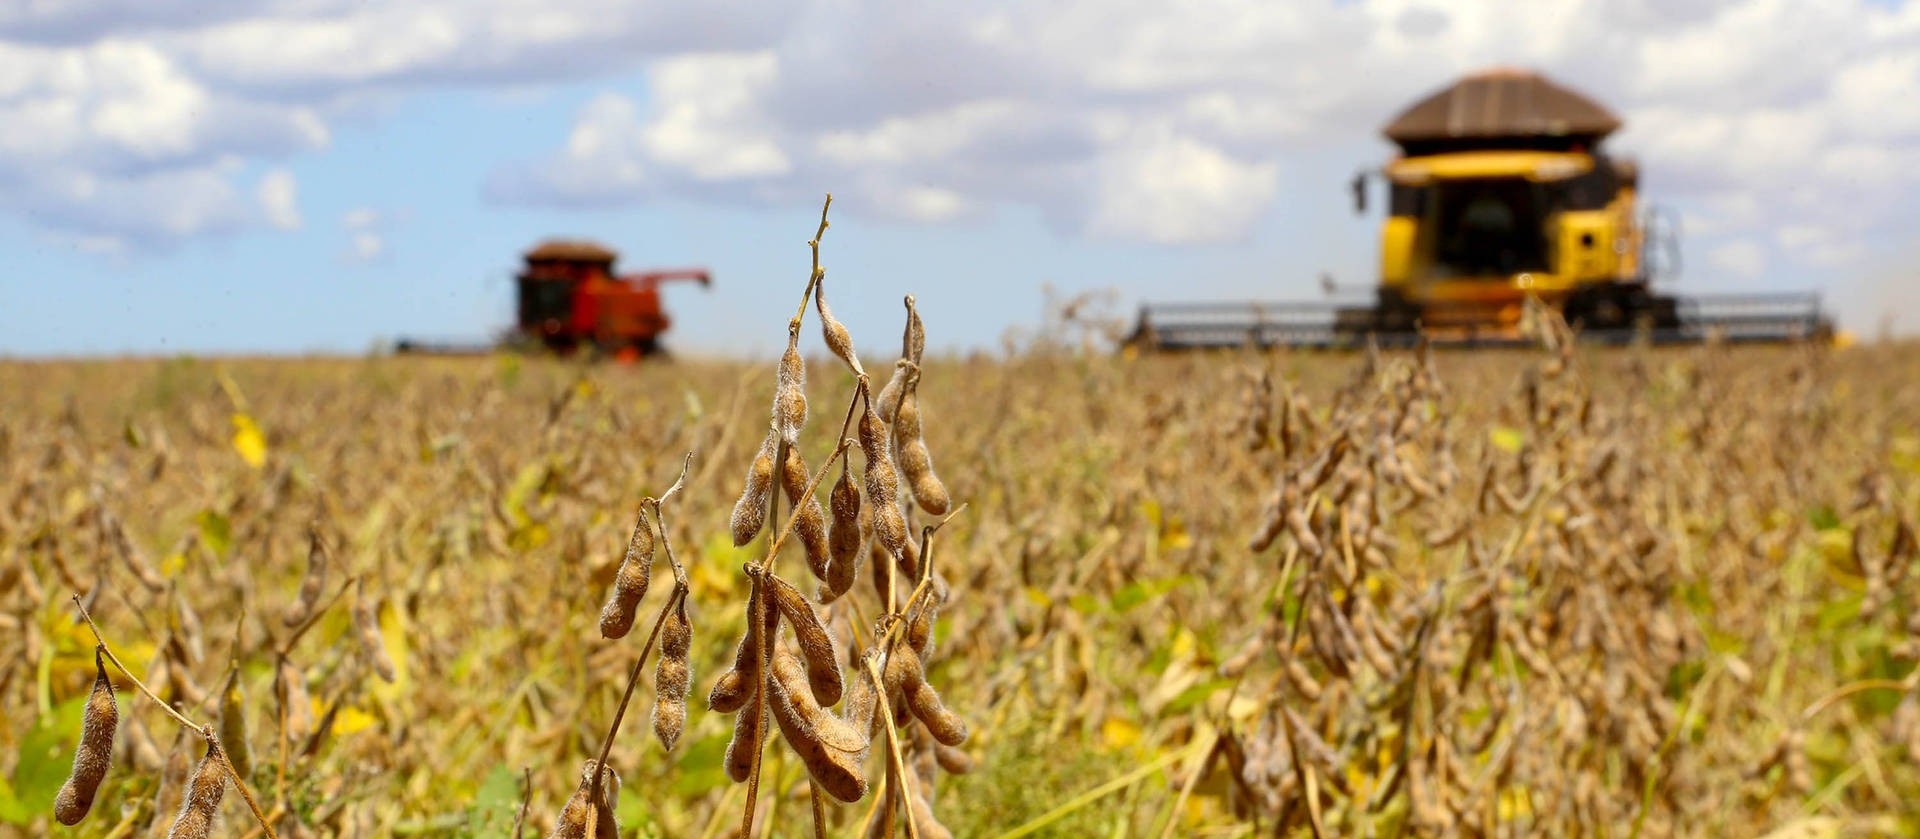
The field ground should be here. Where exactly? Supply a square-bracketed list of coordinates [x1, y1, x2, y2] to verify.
[3, 340, 1920, 837]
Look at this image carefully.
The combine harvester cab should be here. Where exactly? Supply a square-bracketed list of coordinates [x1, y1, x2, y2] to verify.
[398, 239, 710, 358]
[515, 240, 711, 358]
[1130, 68, 1832, 350]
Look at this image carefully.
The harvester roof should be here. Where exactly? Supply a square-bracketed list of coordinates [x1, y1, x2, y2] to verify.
[525, 239, 618, 264]
[1383, 68, 1621, 151]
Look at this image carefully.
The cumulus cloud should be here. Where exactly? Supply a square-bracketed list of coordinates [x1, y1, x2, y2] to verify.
[257, 169, 301, 230]
[486, 93, 650, 206]
[7, 0, 1920, 267]
[1709, 240, 1768, 280]
[341, 207, 388, 263]
[486, 0, 1920, 258]
[1083, 131, 1280, 244]
[6, 162, 258, 249]
[0, 0, 797, 248]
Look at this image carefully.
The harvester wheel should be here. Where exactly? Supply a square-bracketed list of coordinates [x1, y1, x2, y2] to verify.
[1565, 288, 1628, 330]
[1637, 294, 1681, 330]
[1334, 307, 1378, 339]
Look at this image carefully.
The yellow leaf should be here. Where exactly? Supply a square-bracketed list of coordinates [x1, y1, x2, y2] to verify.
[231, 413, 268, 468]
[1892, 435, 1920, 476]
[1138, 499, 1163, 527]
[1159, 521, 1192, 552]
[1497, 787, 1533, 820]
[1170, 627, 1198, 660]
[1489, 426, 1524, 454]
[370, 601, 411, 702]
[332, 705, 378, 736]
[692, 555, 738, 600]
[1102, 716, 1141, 750]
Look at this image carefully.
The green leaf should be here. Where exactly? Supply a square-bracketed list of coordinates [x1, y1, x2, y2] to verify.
[1067, 593, 1103, 615]
[1808, 506, 1842, 532]
[671, 730, 732, 798]
[1815, 593, 1863, 633]
[1664, 658, 1707, 700]
[494, 352, 522, 388]
[196, 509, 233, 558]
[1109, 576, 1188, 614]
[0, 773, 24, 825]
[615, 794, 662, 838]
[467, 764, 522, 837]
[10, 695, 87, 824]
[1164, 678, 1233, 715]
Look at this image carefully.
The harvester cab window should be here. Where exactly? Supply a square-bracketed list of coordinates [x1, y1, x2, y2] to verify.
[1389, 184, 1428, 217]
[1433, 179, 1548, 277]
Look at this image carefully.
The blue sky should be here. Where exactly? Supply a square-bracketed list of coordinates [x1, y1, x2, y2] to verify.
[3, 0, 1918, 358]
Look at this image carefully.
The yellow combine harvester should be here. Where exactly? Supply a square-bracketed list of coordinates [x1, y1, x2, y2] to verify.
[1131, 68, 1832, 349]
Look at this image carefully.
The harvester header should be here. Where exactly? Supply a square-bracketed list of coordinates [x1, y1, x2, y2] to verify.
[1130, 68, 1831, 350]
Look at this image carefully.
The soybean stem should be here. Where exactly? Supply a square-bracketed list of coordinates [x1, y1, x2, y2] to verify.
[71, 595, 198, 731]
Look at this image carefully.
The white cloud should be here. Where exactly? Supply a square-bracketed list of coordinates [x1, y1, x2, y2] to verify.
[350, 231, 383, 261]
[1084, 131, 1280, 244]
[1709, 240, 1768, 279]
[341, 206, 387, 263]
[882, 186, 973, 223]
[487, 93, 649, 205]
[488, 0, 1920, 260]
[0, 0, 795, 248]
[257, 168, 300, 230]
[639, 53, 790, 181]
[6, 162, 257, 250]
[5, 0, 1920, 267]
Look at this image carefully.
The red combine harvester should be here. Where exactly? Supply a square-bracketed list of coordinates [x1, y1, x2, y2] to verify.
[513, 240, 710, 358]
[400, 239, 710, 358]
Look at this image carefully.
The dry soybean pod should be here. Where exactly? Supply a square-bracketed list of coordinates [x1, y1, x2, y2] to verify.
[730, 431, 778, 547]
[275, 655, 314, 747]
[868, 530, 925, 603]
[652, 595, 692, 750]
[768, 573, 843, 706]
[165, 738, 227, 839]
[905, 782, 953, 839]
[709, 577, 777, 713]
[283, 528, 327, 628]
[599, 505, 655, 639]
[902, 294, 925, 365]
[891, 368, 949, 515]
[933, 742, 974, 775]
[723, 577, 777, 782]
[767, 648, 869, 803]
[353, 578, 396, 683]
[895, 645, 968, 747]
[119, 522, 168, 593]
[548, 760, 619, 839]
[815, 278, 864, 376]
[54, 646, 118, 825]
[874, 294, 926, 425]
[217, 664, 252, 781]
[824, 455, 865, 599]
[172, 585, 205, 665]
[147, 731, 191, 839]
[772, 331, 808, 445]
[723, 682, 768, 784]
[780, 444, 833, 584]
[875, 360, 910, 425]
[906, 599, 939, 658]
[859, 402, 908, 561]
